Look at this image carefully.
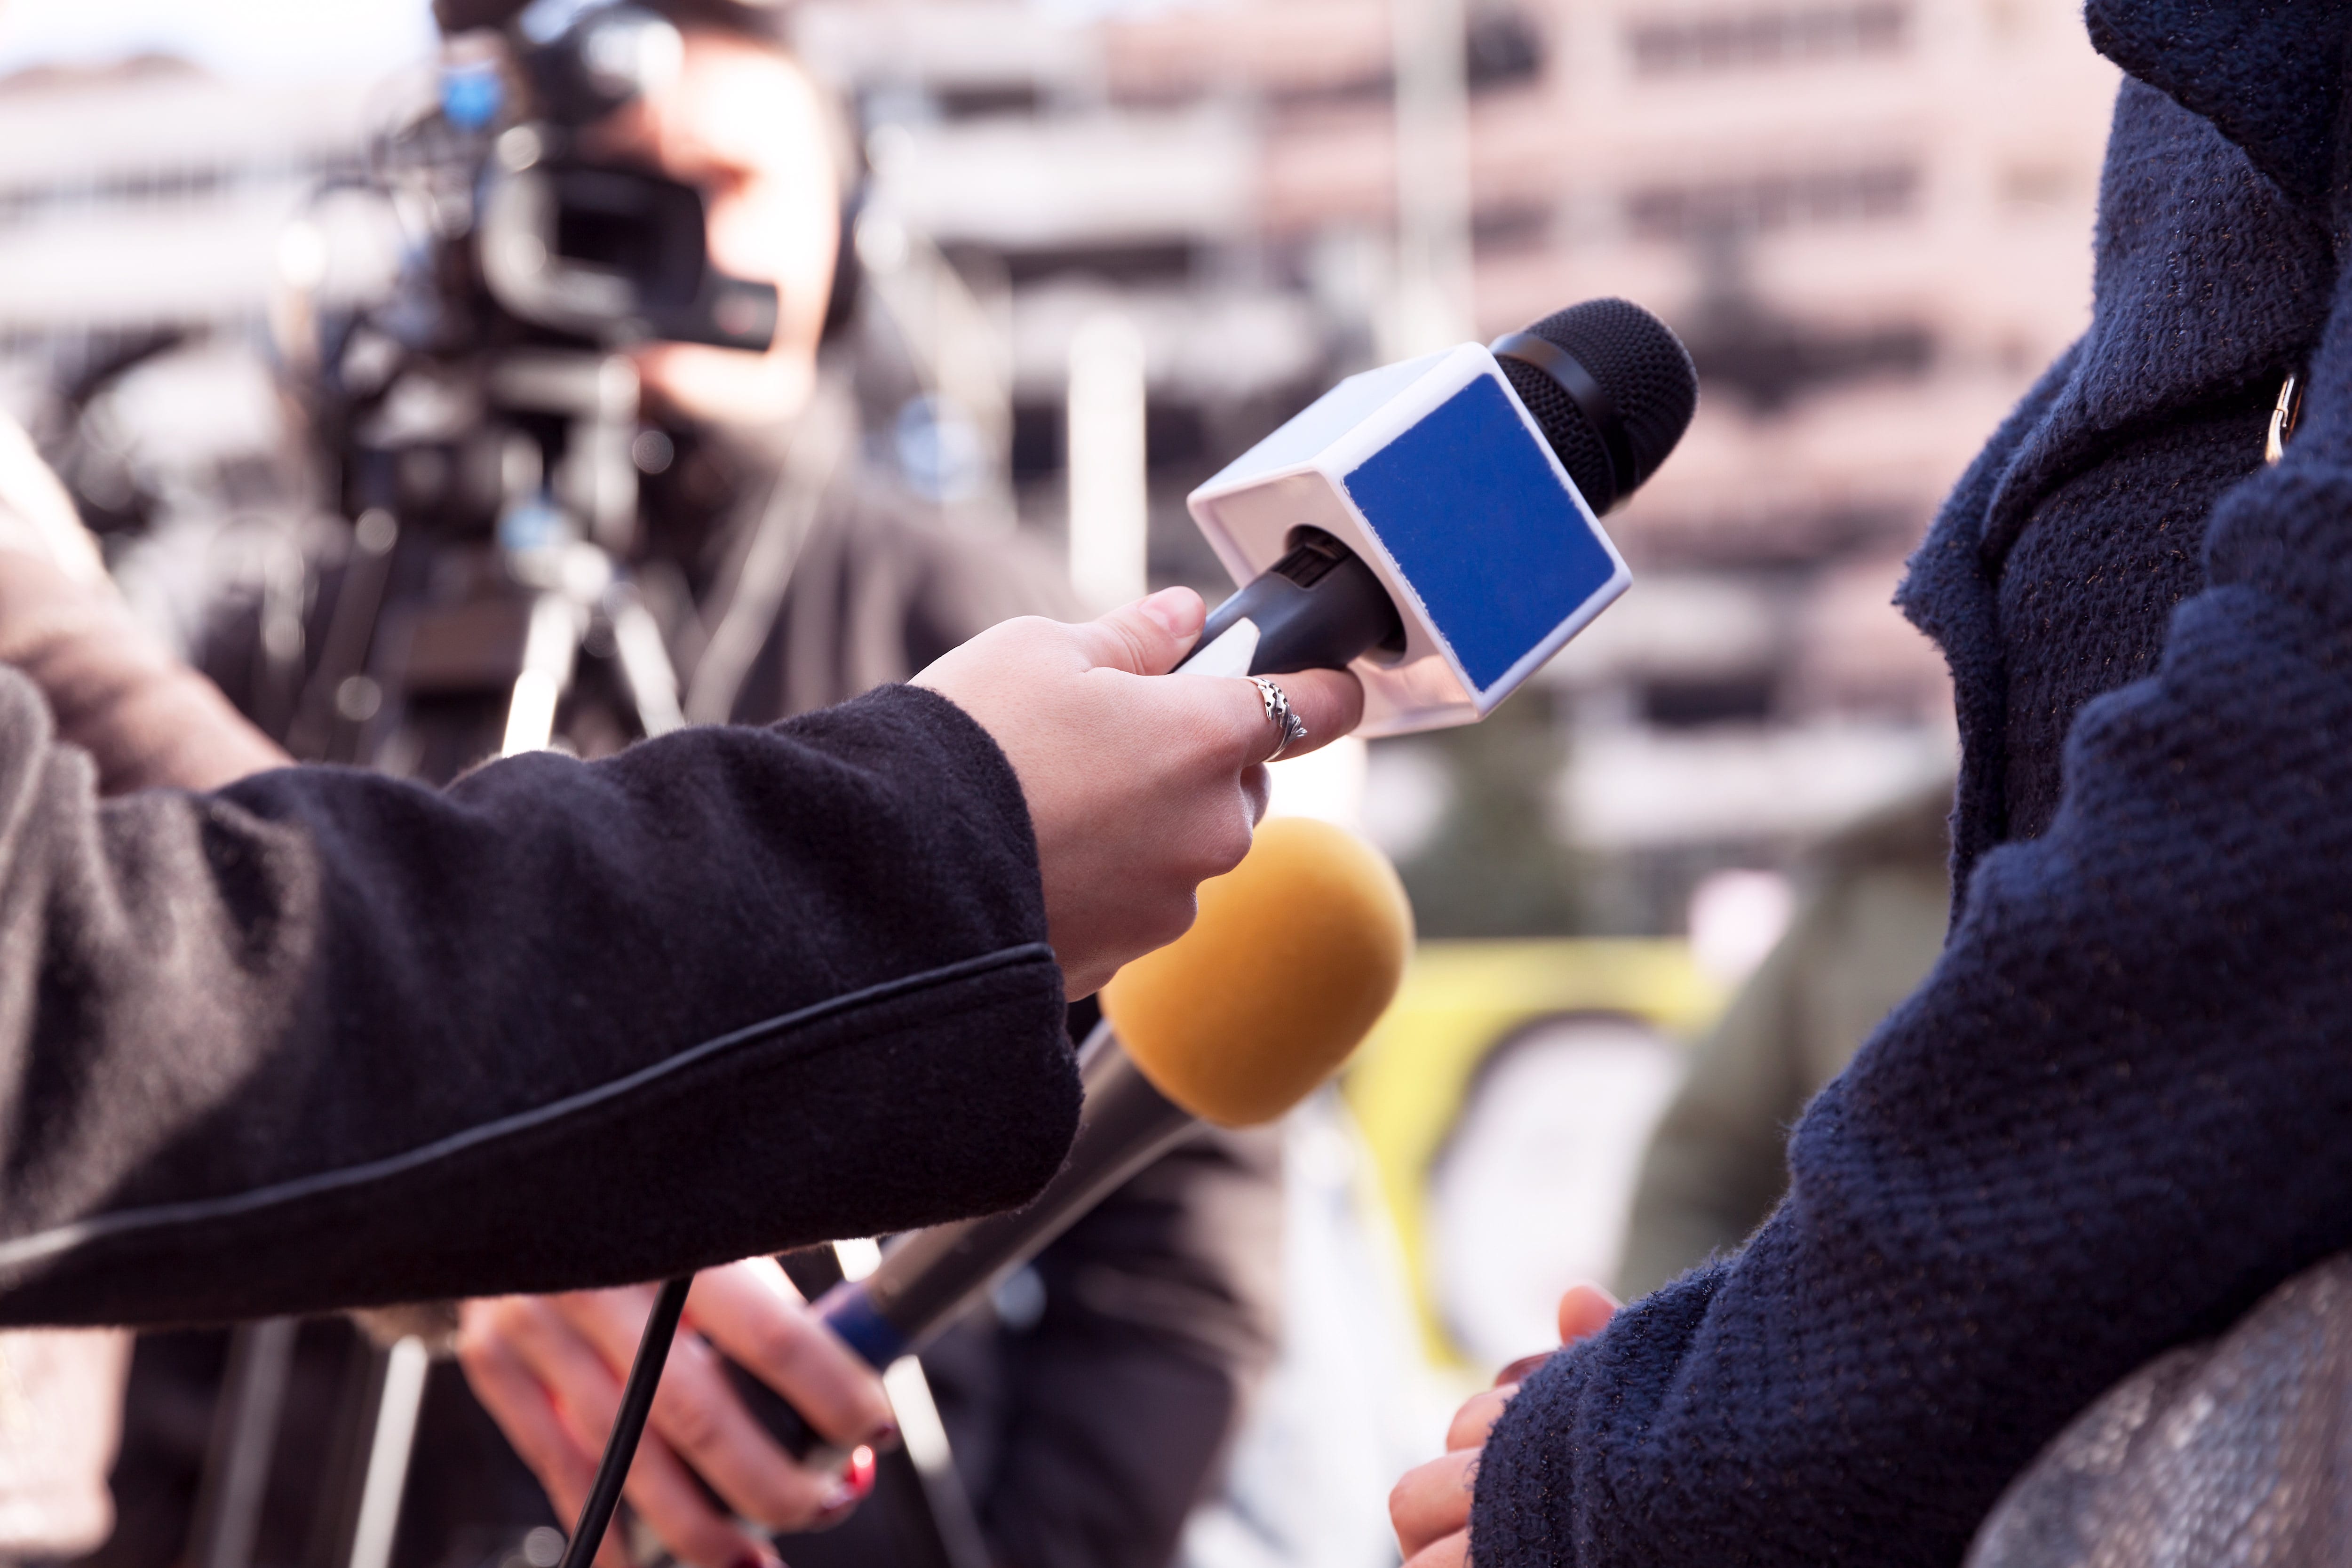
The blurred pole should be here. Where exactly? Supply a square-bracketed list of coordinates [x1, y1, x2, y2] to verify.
[346, 1337, 430, 1568]
[854, 202, 1016, 533]
[1391, 0, 1475, 355]
[1065, 312, 1150, 611]
[935, 247, 1017, 535]
[190, 1319, 298, 1568]
[882, 1356, 992, 1568]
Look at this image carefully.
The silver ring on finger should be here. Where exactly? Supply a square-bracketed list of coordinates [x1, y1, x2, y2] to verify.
[1250, 676, 1309, 761]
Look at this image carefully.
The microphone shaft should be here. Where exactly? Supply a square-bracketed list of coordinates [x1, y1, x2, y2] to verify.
[1178, 528, 1403, 678]
[739, 1022, 1198, 1461]
[835, 1024, 1196, 1354]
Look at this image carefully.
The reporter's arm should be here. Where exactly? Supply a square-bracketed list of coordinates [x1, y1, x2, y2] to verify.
[0, 669, 1078, 1327]
[0, 589, 1358, 1328]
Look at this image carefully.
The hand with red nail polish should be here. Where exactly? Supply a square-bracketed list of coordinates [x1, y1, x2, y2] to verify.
[1388, 1284, 1621, 1568]
[458, 1259, 896, 1568]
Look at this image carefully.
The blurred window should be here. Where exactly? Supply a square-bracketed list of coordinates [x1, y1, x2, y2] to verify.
[1624, 160, 1918, 241]
[1626, 1, 1910, 74]
[0, 153, 343, 230]
[1466, 5, 1546, 91]
[1471, 202, 1554, 257]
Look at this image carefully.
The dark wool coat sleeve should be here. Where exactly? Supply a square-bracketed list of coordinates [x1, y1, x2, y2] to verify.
[1470, 293, 2352, 1568]
[1470, 18, 2352, 1568]
[0, 672, 1078, 1327]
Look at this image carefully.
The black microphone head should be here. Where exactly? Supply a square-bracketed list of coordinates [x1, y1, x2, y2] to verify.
[1491, 298, 1698, 514]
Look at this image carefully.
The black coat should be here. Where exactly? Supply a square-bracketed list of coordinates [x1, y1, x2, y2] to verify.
[0, 670, 1077, 1326]
[1473, 3, 2352, 1564]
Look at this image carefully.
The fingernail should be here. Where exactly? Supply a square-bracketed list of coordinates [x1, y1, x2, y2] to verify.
[818, 1481, 860, 1519]
[866, 1420, 901, 1454]
[1137, 587, 1198, 637]
[730, 1552, 779, 1568]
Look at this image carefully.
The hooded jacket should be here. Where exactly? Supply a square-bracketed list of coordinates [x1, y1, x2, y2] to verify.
[1472, 3, 2352, 1563]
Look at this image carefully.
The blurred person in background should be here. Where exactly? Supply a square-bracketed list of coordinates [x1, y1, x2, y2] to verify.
[1391, 2, 2352, 1564]
[0, 408, 190, 1568]
[93, 9, 1280, 1568]
[1613, 780, 1950, 1300]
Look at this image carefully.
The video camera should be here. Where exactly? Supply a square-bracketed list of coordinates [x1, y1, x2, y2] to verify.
[474, 1, 778, 354]
[285, 0, 780, 769]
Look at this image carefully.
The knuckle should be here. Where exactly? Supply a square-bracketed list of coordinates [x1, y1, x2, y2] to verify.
[746, 1326, 861, 1435]
[743, 1314, 817, 1384]
[453, 1332, 499, 1379]
[660, 1393, 733, 1459]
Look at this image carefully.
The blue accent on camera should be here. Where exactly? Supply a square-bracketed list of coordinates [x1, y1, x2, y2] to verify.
[816, 1284, 908, 1369]
[442, 63, 505, 131]
[1342, 376, 1618, 694]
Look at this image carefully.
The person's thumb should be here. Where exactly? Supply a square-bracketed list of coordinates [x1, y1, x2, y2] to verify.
[1072, 586, 1205, 675]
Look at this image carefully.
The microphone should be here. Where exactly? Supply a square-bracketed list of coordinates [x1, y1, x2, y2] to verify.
[1179, 298, 1698, 735]
[740, 816, 1413, 1459]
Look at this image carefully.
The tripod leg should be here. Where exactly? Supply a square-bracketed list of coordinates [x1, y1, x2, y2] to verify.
[345, 1336, 432, 1568]
[501, 594, 583, 756]
[189, 1318, 299, 1568]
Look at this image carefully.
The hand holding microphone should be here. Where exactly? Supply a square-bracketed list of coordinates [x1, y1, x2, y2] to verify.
[914, 586, 1364, 997]
[459, 1260, 896, 1568]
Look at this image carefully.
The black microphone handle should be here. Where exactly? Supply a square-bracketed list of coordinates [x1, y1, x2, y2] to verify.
[1176, 530, 1404, 678]
[728, 1022, 1199, 1464]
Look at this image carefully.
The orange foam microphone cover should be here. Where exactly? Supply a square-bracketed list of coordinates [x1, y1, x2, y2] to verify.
[1100, 815, 1414, 1127]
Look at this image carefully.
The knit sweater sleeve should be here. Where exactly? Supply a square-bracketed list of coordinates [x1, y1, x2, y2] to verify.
[0, 673, 1077, 1327]
[1467, 269, 2352, 1568]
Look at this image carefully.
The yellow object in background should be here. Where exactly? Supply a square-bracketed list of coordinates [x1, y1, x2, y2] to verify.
[1343, 939, 1724, 1367]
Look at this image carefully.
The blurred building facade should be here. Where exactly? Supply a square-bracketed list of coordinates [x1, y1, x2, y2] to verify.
[0, 57, 373, 630]
[0, 0, 2122, 927]
[0, 59, 371, 375]
[798, 0, 2117, 930]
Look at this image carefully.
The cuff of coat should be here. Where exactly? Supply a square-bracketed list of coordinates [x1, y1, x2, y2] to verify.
[775, 680, 1045, 932]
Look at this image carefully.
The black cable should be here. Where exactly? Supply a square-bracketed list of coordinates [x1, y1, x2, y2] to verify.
[558, 1275, 693, 1568]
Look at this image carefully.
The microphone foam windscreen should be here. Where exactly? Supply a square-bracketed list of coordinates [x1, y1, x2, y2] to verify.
[1100, 817, 1413, 1128]
[1499, 298, 1698, 509]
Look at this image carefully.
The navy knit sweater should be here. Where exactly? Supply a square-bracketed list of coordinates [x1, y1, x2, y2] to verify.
[1470, 4, 2352, 1564]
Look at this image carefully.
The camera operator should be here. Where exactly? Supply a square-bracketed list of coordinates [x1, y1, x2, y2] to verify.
[87, 9, 1291, 1568]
